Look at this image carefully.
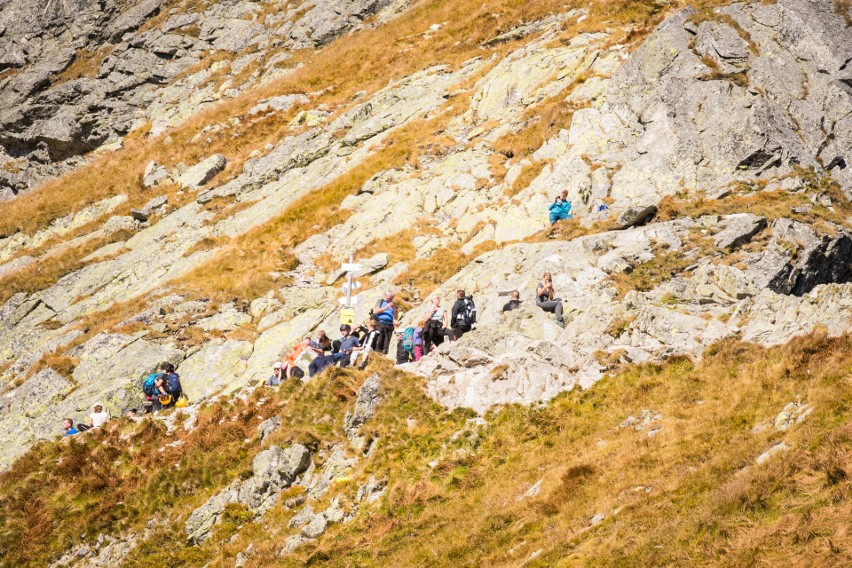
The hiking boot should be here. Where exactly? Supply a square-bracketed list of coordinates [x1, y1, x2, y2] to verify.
[556, 319, 566, 328]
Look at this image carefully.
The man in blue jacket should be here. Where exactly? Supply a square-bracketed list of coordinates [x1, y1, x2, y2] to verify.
[549, 190, 573, 224]
[63, 418, 79, 436]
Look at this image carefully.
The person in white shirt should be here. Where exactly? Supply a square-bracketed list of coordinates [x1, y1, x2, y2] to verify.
[350, 319, 380, 369]
[87, 403, 110, 428]
[422, 295, 450, 354]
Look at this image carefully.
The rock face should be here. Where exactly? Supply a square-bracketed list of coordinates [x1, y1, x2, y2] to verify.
[0, 0, 850, 472]
[408, 215, 852, 412]
[0, 0, 406, 196]
[185, 443, 311, 543]
[344, 374, 381, 452]
[177, 154, 226, 189]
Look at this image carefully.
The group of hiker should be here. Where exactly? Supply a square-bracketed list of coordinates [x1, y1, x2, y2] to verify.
[60, 197, 573, 434]
[266, 288, 479, 385]
[269, 268, 567, 383]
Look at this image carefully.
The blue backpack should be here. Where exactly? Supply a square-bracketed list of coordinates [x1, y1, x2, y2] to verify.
[164, 372, 182, 395]
[142, 373, 159, 396]
[401, 327, 415, 353]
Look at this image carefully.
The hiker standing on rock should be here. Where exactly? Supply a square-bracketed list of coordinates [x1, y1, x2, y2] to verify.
[422, 296, 449, 354]
[373, 291, 397, 354]
[450, 289, 476, 341]
[536, 272, 566, 328]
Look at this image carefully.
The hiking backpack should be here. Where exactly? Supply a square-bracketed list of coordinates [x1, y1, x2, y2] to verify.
[164, 372, 182, 395]
[142, 373, 160, 396]
[460, 297, 477, 326]
[401, 327, 416, 353]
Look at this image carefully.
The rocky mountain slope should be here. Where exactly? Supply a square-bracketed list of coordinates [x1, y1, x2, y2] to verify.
[0, 0, 850, 565]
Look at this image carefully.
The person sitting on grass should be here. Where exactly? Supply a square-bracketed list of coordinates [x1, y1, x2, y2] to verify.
[63, 418, 79, 436]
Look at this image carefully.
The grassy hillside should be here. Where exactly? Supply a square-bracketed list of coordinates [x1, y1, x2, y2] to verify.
[1, 331, 848, 567]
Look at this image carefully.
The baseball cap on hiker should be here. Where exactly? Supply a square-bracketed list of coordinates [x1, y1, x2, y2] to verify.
[273, 362, 282, 369]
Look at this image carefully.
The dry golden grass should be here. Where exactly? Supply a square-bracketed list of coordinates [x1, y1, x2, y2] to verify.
[506, 160, 549, 198]
[521, 215, 619, 244]
[51, 45, 114, 87]
[6, 331, 848, 567]
[657, 174, 852, 226]
[172, 117, 444, 303]
[699, 54, 750, 87]
[837, 0, 852, 26]
[688, 10, 759, 53]
[33, 351, 79, 381]
[608, 248, 694, 297]
[181, 235, 232, 258]
[491, 96, 583, 162]
[393, 240, 498, 300]
[0, 228, 136, 305]
[0, 0, 706, 314]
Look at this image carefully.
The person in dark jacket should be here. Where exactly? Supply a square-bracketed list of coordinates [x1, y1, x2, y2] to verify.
[153, 362, 182, 411]
[502, 290, 521, 312]
[394, 332, 410, 364]
[450, 289, 475, 341]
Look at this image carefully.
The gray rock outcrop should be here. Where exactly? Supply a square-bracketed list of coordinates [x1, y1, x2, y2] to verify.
[0, 0, 409, 196]
[185, 443, 311, 544]
[344, 374, 381, 452]
[177, 154, 226, 190]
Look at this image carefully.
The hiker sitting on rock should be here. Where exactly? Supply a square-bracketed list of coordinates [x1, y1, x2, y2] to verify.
[63, 418, 79, 436]
[536, 272, 566, 328]
[422, 296, 449, 354]
[548, 190, 573, 225]
[502, 290, 522, 312]
[78, 402, 109, 431]
[309, 324, 358, 376]
[373, 291, 398, 354]
[312, 330, 332, 353]
[281, 336, 311, 379]
[333, 324, 361, 366]
[450, 289, 476, 341]
[268, 361, 285, 386]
